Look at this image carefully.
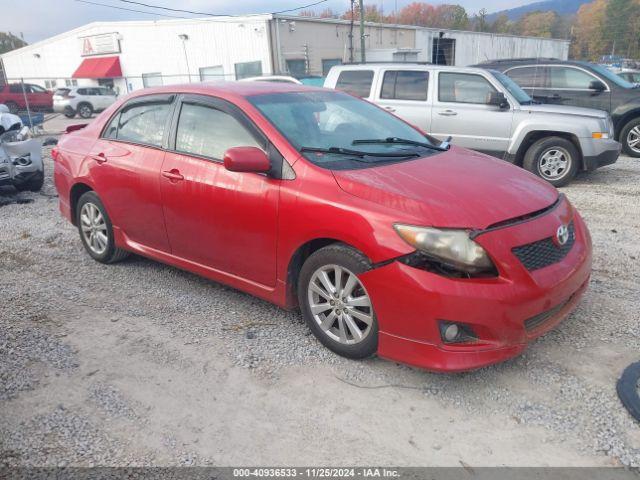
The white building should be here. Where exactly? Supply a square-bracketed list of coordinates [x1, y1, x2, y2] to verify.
[0, 14, 570, 94]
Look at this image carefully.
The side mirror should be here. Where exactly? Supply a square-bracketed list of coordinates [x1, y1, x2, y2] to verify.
[223, 146, 271, 173]
[488, 91, 509, 109]
[589, 80, 606, 92]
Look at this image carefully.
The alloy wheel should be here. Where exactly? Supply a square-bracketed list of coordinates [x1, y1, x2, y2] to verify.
[79, 105, 92, 118]
[627, 126, 640, 155]
[539, 147, 570, 181]
[307, 264, 373, 345]
[80, 202, 108, 255]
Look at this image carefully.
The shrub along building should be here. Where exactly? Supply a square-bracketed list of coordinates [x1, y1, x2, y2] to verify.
[0, 14, 570, 94]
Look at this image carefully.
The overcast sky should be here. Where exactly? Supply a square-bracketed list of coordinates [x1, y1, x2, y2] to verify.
[3, 0, 533, 43]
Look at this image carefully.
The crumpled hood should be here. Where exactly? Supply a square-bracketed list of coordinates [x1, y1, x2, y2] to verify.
[332, 146, 558, 229]
[523, 103, 608, 120]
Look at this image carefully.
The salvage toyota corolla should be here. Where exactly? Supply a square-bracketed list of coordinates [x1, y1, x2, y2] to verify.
[52, 83, 592, 372]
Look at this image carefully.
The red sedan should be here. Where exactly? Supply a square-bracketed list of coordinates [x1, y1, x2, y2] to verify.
[52, 82, 592, 372]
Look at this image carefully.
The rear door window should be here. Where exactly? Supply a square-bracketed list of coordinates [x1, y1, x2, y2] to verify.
[438, 72, 497, 104]
[506, 66, 548, 88]
[109, 102, 172, 147]
[335, 70, 374, 98]
[380, 70, 429, 101]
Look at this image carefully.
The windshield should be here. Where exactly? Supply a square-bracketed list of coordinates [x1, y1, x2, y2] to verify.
[491, 70, 533, 104]
[587, 63, 637, 89]
[249, 90, 443, 170]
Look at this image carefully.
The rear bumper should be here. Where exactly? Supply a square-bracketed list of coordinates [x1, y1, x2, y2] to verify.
[359, 198, 592, 372]
[53, 101, 73, 114]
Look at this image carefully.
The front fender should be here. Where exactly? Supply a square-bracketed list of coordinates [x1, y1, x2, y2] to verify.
[507, 113, 593, 155]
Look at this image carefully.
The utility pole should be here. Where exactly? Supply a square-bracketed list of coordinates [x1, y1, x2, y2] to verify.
[359, 0, 365, 63]
[348, 0, 355, 62]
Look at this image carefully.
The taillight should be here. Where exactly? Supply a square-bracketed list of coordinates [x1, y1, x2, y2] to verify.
[51, 148, 59, 161]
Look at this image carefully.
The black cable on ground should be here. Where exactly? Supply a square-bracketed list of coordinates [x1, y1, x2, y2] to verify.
[617, 361, 640, 423]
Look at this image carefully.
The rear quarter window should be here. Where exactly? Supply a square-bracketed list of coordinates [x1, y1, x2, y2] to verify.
[335, 70, 374, 98]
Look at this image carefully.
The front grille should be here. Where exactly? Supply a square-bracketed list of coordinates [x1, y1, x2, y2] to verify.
[512, 221, 575, 271]
[524, 295, 573, 332]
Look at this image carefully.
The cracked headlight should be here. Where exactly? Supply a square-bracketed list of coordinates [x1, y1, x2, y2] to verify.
[394, 224, 495, 273]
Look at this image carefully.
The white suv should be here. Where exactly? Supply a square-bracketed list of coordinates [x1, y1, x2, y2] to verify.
[325, 64, 620, 186]
[53, 87, 118, 119]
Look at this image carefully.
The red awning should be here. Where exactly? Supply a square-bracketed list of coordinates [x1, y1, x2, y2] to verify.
[72, 56, 122, 79]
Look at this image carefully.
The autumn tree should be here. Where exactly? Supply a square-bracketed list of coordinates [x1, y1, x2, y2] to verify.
[604, 0, 640, 58]
[515, 11, 559, 38]
[490, 14, 514, 34]
[571, 0, 608, 59]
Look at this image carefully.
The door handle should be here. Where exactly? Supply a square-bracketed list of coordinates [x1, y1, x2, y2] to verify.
[162, 169, 184, 182]
[384, 106, 396, 112]
[91, 152, 107, 164]
[438, 110, 458, 116]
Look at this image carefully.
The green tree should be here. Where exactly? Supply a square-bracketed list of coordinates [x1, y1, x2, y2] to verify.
[0, 32, 27, 55]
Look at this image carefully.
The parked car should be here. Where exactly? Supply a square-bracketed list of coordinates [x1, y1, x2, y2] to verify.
[0, 104, 45, 192]
[474, 58, 640, 158]
[324, 63, 620, 186]
[52, 82, 592, 372]
[0, 83, 53, 114]
[240, 75, 302, 84]
[53, 86, 118, 119]
[618, 70, 640, 84]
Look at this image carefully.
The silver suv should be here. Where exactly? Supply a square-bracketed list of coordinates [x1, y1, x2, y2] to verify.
[324, 64, 620, 186]
[53, 86, 117, 119]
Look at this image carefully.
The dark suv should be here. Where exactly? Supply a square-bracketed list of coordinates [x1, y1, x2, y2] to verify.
[475, 59, 640, 157]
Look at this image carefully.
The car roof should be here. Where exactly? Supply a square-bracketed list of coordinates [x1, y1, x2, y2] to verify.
[477, 58, 593, 68]
[126, 81, 324, 102]
[329, 63, 492, 74]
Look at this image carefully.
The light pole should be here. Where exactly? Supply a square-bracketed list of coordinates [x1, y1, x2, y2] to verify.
[359, 0, 365, 63]
[178, 34, 191, 83]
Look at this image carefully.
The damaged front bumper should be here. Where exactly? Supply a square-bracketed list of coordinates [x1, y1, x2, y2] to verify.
[0, 137, 44, 188]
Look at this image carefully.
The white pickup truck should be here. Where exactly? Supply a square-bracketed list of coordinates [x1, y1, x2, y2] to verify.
[324, 63, 621, 186]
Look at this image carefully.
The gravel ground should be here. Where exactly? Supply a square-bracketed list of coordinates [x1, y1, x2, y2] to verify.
[0, 142, 639, 468]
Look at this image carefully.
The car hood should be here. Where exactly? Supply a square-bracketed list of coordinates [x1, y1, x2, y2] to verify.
[331, 146, 558, 230]
[522, 103, 608, 119]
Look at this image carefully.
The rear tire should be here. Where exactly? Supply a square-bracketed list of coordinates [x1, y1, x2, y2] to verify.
[64, 107, 76, 119]
[297, 244, 378, 360]
[76, 191, 130, 264]
[78, 102, 93, 119]
[620, 118, 640, 158]
[523, 136, 579, 187]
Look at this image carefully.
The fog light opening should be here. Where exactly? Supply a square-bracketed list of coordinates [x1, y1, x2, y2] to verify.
[438, 320, 477, 344]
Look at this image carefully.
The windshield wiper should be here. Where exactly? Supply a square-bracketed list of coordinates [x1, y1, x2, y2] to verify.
[300, 146, 419, 159]
[352, 137, 449, 151]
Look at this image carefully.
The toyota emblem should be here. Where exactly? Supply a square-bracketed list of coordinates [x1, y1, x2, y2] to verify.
[556, 224, 569, 246]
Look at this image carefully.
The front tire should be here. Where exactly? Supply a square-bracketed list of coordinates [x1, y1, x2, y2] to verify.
[76, 191, 130, 264]
[297, 244, 378, 359]
[523, 136, 579, 187]
[620, 118, 640, 157]
[15, 172, 44, 192]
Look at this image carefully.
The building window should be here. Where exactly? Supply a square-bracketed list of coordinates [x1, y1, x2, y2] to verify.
[44, 80, 57, 89]
[65, 79, 78, 87]
[322, 59, 342, 76]
[234, 61, 262, 80]
[286, 59, 307, 77]
[335, 70, 374, 98]
[432, 38, 456, 65]
[142, 72, 163, 88]
[199, 66, 225, 82]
